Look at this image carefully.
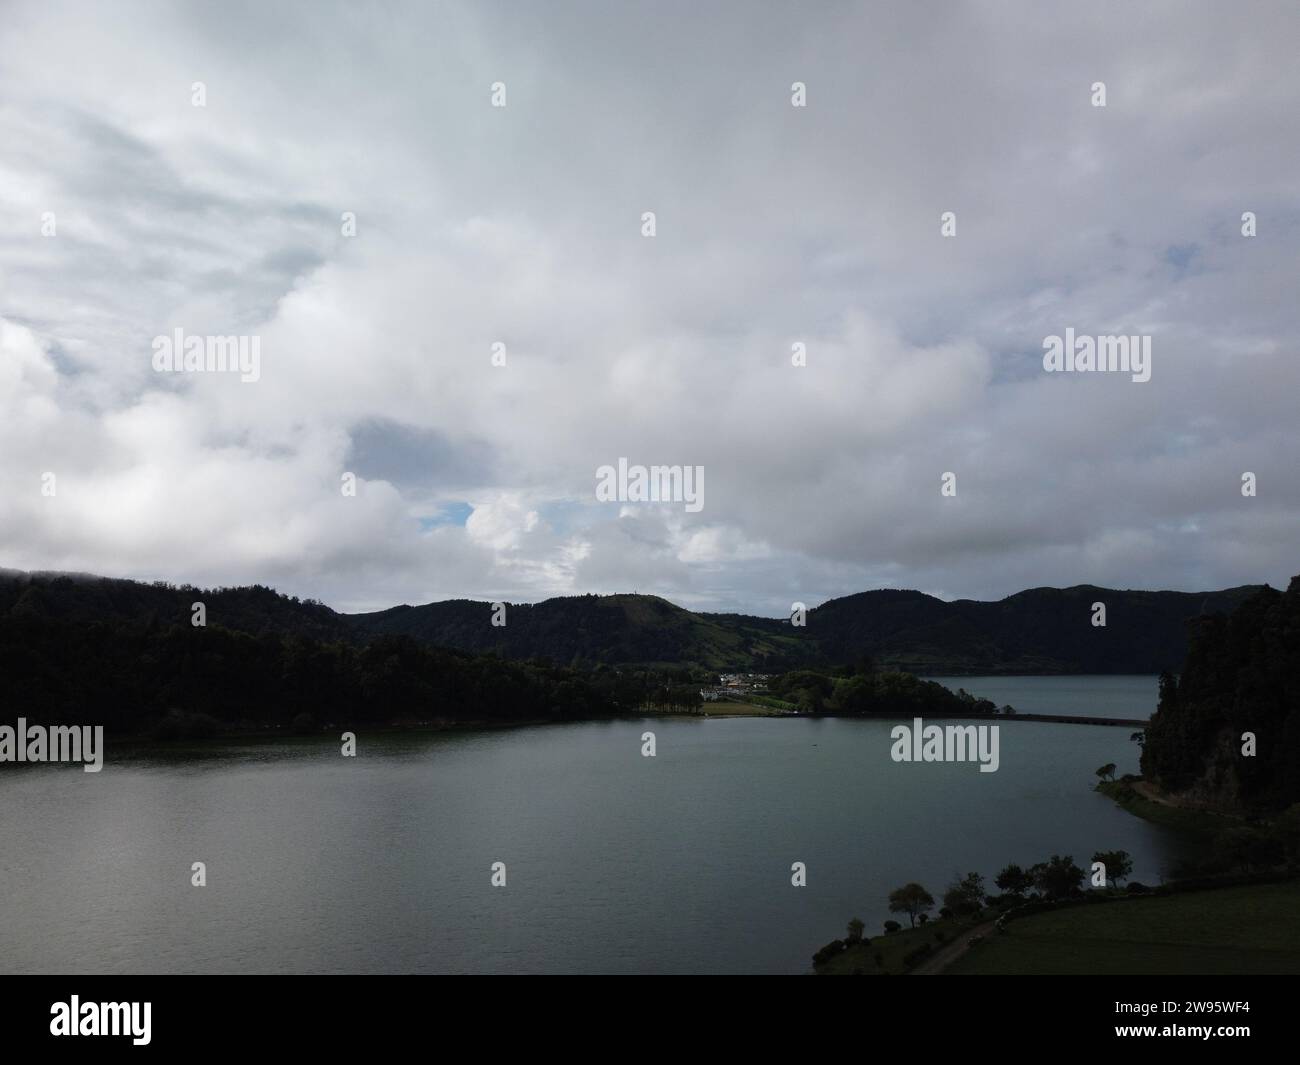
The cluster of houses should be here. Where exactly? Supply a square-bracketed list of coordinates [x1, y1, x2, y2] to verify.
[699, 673, 772, 701]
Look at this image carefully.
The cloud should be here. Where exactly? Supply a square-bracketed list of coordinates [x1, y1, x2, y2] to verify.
[1, 0, 1297, 614]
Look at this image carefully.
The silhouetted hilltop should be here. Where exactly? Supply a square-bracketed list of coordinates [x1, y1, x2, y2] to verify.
[808, 584, 1260, 674]
[0, 568, 1264, 674]
[350, 593, 809, 670]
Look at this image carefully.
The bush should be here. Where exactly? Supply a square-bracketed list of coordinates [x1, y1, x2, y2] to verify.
[811, 939, 846, 967]
[883, 920, 901, 934]
[1127, 881, 1151, 894]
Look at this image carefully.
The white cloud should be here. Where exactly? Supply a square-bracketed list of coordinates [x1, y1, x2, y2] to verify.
[1, 0, 1297, 614]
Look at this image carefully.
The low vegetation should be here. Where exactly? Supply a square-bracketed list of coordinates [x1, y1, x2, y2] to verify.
[947, 880, 1300, 975]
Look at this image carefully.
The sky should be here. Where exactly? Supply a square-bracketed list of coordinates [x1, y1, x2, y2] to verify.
[1, 0, 1297, 615]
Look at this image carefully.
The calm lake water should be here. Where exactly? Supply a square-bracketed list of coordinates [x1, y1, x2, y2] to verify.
[0, 677, 1187, 974]
[923, 674, 1158, 720]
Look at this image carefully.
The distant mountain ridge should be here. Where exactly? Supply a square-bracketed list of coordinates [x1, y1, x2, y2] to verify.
[0, 568, 1265, 674]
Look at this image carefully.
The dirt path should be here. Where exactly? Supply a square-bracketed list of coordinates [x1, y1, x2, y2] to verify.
[1131, 779, 1181, 807]
[911, 919, 999, 975]
[1131, 778, 1239, 815]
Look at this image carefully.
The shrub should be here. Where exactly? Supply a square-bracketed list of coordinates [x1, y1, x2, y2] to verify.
[811, 939, 846, 967]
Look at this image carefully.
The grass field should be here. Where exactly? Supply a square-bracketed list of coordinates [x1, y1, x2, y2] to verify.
[946, 881, 1300, 975]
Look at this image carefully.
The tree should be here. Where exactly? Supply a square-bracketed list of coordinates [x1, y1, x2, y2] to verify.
[994, 863, 1033, 898]
[888, 882, 935, 928]
[1091, 850, 1133, 887]
[942, 871, 986, 916]
[1095, 763, 1117, 783]
[1029, 855, 1085, 899]
[846, 917, 865, 944]
[1130, 730, 1146, 749]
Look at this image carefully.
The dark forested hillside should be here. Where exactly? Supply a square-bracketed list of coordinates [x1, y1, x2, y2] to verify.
[0, 568, 1264, 674]
[0, 570, 349, 641]
[0, 613, 717, 734]
[807, 584, 1262, 674]
[0, 568, 1285, 739]
[0, 616, 611, 733]
[352, 584, 1260, 672]
[1141, 577, 1300, 813]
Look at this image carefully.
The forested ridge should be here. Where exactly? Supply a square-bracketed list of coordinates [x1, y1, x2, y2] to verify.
[0, 569, 1260, 674]
[1142, 576, 1300, 813]
[0, 614, 714, 734]
[1, 571, 1004, 735]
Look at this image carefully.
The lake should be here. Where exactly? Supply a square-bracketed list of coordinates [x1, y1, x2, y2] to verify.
[922, 674, 1159, 720]
[0, 676, 1188, 974]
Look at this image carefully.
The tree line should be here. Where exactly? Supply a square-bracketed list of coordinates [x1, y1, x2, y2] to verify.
[0, 614, 706, 735]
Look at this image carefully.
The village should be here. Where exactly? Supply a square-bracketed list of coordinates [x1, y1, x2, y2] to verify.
[698, 673, 773, 702]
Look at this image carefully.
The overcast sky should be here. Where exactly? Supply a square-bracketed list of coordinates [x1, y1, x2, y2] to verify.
[1, 0, 1297, 615]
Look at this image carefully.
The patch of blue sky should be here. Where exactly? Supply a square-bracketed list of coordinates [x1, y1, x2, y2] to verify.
[419, 502, 473, 530]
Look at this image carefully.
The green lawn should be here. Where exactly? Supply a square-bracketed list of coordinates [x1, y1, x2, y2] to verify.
[947, 881, 1300, 975]
[816, 916, 982, 975]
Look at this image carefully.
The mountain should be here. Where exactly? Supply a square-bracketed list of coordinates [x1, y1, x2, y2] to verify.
[1142, 577, 1300, 813]
[353, 583, 1261, 673]
[0, 568, 1266, 674]
[0, 569, 348, 641]
[349, 594, 811, 671]
[807, 585, 1263, 674]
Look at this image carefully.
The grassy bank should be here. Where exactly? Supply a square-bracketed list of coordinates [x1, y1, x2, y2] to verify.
[1096, 779, 1235, 837]
[945, 880, 1300, 974]
[697, 700, 792, 717]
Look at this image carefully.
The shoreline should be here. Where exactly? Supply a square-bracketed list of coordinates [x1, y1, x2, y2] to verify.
[83, 704, 1153, 749]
